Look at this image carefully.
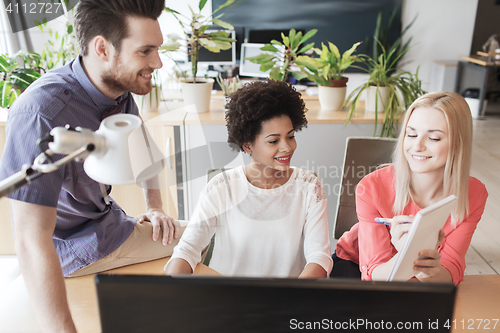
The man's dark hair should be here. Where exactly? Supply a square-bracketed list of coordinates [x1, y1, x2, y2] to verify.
[225, 80, 308, 152]
[74, 0, 165, 56]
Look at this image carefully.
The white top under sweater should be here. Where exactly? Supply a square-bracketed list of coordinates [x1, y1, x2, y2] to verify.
[167, 166, 333, 277]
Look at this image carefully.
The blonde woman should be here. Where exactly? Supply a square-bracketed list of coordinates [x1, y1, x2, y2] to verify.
[333, 92, 488, 285]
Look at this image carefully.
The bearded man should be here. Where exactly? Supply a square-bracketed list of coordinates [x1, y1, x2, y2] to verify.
[0, 1, 180, 331]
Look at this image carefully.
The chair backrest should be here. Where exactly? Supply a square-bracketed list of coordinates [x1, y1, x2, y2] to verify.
[206, 168, 231, 183]
[333, 137, 397, 239]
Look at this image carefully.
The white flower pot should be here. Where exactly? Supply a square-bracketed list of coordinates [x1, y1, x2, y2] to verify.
[223, 96, 231, 111]
[180, 78, 214, 113]
[318, 85, 347, 111]
[366, 86, 390, 112]
[317, 77, 348, 111]
[137, 87, 161, 113]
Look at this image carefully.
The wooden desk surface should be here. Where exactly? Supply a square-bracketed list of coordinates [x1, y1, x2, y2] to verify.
[452, 274, 500, 332]
[66, 258, 220, 333]
[141, 91, 384, 126]
[458, 55, 500, 67]
[3, 259, 497, 332]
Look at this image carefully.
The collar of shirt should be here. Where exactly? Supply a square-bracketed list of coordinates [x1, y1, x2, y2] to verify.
[72, 55, 130, 118]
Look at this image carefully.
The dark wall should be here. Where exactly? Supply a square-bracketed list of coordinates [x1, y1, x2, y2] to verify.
[213, 0, 402, 61]
[470, 0, 500, 54]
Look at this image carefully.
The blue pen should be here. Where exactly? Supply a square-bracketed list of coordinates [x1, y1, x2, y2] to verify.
[375, 218, 393, 225]
[375, 218, 411, 226]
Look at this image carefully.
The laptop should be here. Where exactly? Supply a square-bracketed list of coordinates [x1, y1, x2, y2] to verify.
[95, 275, 456, 333]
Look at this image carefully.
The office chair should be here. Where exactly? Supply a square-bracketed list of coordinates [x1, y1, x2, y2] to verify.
[333, 137, 397, 240]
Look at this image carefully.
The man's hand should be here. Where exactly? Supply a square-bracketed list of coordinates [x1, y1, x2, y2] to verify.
[136, 209, 179, 245]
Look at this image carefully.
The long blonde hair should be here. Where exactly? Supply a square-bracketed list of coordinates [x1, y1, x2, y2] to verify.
[392, 92, 473, 225]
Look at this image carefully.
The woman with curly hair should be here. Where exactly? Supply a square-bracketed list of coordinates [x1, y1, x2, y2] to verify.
[165, 80, 333, 278]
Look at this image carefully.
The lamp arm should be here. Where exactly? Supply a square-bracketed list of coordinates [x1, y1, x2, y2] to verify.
[0, 145, 94, 199]
[0, 165, 42, 198]
[32, 145, 93, 174]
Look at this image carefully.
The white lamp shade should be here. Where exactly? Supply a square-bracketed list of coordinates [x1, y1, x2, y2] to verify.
[84, 114, 164, 185]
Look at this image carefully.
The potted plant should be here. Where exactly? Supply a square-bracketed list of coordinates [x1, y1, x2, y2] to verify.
[365, 7, 416, 78]
[344, 40, 425, 137]
[162, 0, 236, 113]
[296, 41, 361, 110]
[244, 28, 317, 81]
[0, 51, 44, 108]
[215, 73, 242, 109]
[38, 19, 79, 70]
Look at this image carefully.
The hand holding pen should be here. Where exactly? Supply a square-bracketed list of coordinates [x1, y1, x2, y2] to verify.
[376, 215, 414, 252]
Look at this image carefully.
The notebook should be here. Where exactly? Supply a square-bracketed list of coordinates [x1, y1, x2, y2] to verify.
[388, 195, 458, 282]
[95, 274, 456, 333]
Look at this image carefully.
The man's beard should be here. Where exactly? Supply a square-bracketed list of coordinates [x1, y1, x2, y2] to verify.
[101, 57, 153, 96]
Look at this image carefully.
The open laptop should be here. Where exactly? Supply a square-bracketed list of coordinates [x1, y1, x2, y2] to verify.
[95, 275, 456, 333]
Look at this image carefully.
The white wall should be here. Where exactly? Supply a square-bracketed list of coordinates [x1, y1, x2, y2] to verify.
[400, 0, 479, 92]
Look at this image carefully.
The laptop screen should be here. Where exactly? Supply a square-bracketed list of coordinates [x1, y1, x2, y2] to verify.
[95, 275, 456, 333]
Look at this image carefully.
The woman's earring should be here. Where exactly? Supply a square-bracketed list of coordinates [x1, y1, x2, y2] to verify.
[243, 144, 252, 155]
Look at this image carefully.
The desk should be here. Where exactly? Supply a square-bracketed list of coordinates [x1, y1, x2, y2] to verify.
[452, 275, 500, 332]
[455, 56, 500, 118]
[0, 258, 220, 333]
[2, 260, 498, 333]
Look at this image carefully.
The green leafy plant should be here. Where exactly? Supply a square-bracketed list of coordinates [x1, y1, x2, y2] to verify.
[365, 7, 416, 77]
[215, 73, 242, 96]
[245, 28, 317, 81]
[162, 0, 236, 83]
[296, 41, 361, 85]
[38, 19, 79, 70]
[0, 51, 43, 108]
[345, 41, 425, 138]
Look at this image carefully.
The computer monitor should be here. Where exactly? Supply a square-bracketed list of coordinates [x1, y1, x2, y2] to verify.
[232, 25, 245, 61]
[187, 29, 236, 66]
[239, 43, 272, 78]
[95, 274, 456, 333]
[248, 29, 305, 44]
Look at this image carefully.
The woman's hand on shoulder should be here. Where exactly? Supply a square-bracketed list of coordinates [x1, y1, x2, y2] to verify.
[390, 215, 413, 252]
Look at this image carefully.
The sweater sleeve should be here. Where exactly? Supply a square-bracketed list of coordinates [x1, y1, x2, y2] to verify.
[439, 178, 488, 285]
[356, 168, 398, 280]
[165, 184, 220, 272]
[303, 178, 333, 275]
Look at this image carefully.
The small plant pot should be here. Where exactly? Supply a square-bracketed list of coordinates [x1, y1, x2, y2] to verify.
[366, 86, 390, 112]
[138, 87, 162, 113]
[180, 78, 214, 113]
[318, 77, 348, 111]
[223, 95, 231, 111]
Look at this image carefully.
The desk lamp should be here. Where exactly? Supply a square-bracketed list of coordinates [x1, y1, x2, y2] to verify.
[0, 114, 164, 197]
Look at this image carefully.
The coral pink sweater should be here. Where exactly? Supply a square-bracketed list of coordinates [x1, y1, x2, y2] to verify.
[336, 166, 488, 285]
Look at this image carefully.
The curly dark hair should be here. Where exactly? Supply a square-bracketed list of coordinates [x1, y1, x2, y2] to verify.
[226, 80, 308, 152]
